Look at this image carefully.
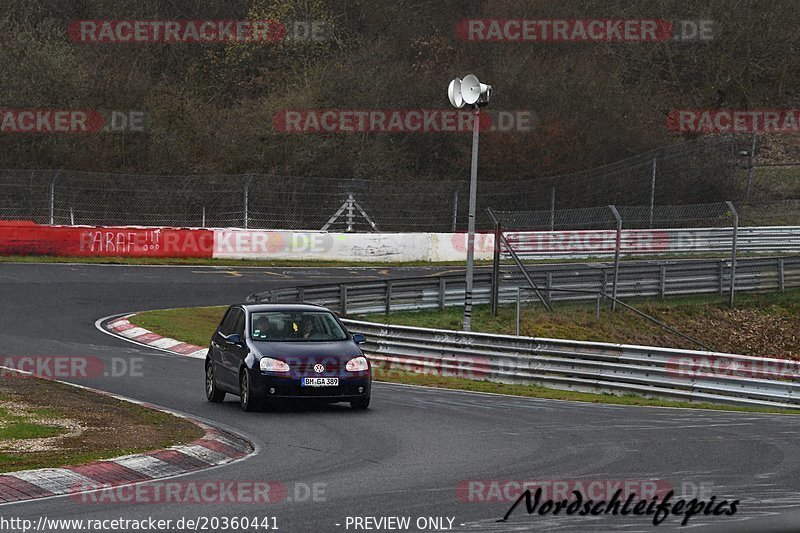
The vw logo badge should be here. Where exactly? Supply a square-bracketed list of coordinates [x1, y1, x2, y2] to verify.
[313, 364, 325, 373]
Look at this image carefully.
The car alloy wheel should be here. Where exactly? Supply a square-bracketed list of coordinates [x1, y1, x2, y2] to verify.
[206, 359, 225, 403]
[239, 370, 264, 412]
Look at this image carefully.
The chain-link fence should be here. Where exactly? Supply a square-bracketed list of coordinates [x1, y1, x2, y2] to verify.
[1, 135, 799, 231]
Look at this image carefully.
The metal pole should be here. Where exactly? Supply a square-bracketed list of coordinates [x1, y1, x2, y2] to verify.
[202, 206, 206, 228]
[464, 109, 480, 332]
[746, 132, 756, 201]
[69, 207, 74, 226]
[726, 201, 738, 308]
[491, 219, 501, 316]
[452, 190, 459, 232]
[649, 156, 657, 228]
[487, 207, 551, 311]
[516, 287, 521, 336]
[346, 192, 354, 232]
[609, 205, 622, 312]
[49, 171, 59, 225]
[550, 187, 555, 231]
[243, 176, 251, 228]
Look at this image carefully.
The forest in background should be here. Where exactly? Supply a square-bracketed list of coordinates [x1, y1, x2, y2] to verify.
[1, 0, 799, 204]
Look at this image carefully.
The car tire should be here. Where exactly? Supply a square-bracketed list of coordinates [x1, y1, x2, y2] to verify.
[205, 358, 226, 403]
[350, 396, 370, 410]
[239, 369, 264, 412]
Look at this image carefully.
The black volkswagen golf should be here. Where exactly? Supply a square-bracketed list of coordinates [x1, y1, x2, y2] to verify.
[205, 303, 371, 411]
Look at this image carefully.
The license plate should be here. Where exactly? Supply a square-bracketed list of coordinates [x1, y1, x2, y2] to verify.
[301, 377, 339, 387]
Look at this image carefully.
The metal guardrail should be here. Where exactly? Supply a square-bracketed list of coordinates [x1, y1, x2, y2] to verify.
[247, 256, 800, 315]
[503, 226, 800, 259]
[342, 319, 800, 410]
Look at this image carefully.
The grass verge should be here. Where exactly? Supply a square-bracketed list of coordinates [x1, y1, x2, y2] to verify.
[129, 305, 800, 415]
[0, 374, 204, 473]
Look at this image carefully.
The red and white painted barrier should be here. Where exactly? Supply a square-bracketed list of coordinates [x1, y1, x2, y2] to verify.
[1, 221, 799, 262]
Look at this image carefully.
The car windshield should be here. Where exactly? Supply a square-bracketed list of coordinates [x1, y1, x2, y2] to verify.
[250, 311, 348, 342]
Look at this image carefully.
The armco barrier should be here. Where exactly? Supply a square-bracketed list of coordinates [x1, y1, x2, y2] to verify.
[342, 319, 800, 410]
[2, 221, 800, 262]
[249, 256, 800, 314]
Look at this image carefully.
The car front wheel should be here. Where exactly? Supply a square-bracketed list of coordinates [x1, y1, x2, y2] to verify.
[350, 396, 370, 410]
[205, 358, 225, 403]
[239, 370, 264, 412]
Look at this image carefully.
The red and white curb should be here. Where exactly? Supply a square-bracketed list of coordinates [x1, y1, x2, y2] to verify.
[0, 375, 254, 504]
[104, 315, 208, 359]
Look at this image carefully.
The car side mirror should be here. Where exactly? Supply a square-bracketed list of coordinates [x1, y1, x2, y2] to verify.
[226, 334, 243, 345]
[352, 333, 366, 344]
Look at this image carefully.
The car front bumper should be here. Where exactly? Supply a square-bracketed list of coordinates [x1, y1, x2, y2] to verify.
[250, 369, 371, 401]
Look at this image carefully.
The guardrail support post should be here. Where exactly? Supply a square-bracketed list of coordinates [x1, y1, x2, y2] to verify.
[659, 265, 666, 298]
[340, 285, 348, 317]
[491, 220, 501, 315]
[596, 294, 601, 320]
[546, 272, 552, 303]
[779, 258, 785, 292]
[298, 287, 305, 303]
[439, 278, 446, 311]
[726, 201, 738, 308]
[718, 260, 724, 295]
[608, 205, 622, 312]
[385, 280, 392, 315]
[516, 287, 521, 336]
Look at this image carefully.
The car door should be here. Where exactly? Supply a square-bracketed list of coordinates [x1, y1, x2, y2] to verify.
[223, 308, 248, 384]
[213, 307, 240, 389]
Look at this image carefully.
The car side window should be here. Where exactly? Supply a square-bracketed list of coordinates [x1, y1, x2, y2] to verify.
[232, 310, 245, 338]
[218, 308, 237, 336]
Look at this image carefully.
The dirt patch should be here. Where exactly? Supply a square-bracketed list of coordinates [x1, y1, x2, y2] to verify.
[0, 373, 203, 473]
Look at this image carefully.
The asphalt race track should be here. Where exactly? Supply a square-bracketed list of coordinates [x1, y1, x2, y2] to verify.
[1, 263, 800, 532]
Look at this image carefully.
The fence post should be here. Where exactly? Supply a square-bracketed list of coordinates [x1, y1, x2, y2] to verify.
[659, 265, 666, 298]
[491, 220, 501, 315]
[649, 155, 657, 228]
[746, 132, 757, 201]
[439, 278, 446, 311]
[69, 207, 74, 226]
[516, 287, 521, 335]
[243, 175, 252, 229]
[718, 260, 724, 295]
[451, 190, 459, 232]
[778, 258, 785, 292]
[49, 170, 60, 225]
[608, 205, 622, 311]
[596, 294, 601, 320]
[385, 280, 392, 315]
[726, 201, 738, 308]
[340, 285, 348, 317]
[202, 206, 206, 228]
[550, 187, 555, 231]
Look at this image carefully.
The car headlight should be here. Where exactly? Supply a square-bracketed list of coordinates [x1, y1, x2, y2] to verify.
[346, 356, 369, 372]
[260, 357, 290, 372]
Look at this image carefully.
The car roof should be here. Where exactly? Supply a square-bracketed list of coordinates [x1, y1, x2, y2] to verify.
[238, 303, 332, 313]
